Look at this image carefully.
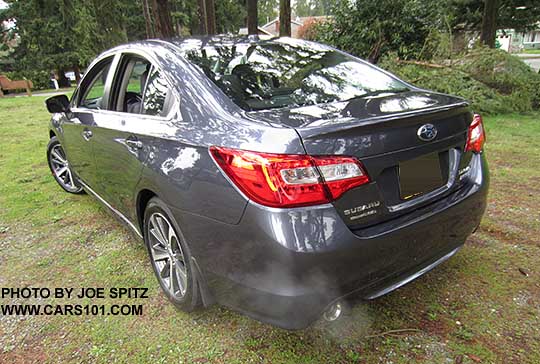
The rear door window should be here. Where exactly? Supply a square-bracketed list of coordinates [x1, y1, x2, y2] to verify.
[113, 55, 152, 114]
[142, 68, 169, 116]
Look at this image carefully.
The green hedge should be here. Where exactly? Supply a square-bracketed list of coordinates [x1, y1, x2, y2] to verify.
[4, 70, 51, 91]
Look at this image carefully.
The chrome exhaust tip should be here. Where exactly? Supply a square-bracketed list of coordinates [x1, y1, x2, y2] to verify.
[323, 301, 344, 322]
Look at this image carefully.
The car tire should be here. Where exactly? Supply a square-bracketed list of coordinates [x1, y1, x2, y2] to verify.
[47, 136, 85, 194]
[144, 197, 201, 311]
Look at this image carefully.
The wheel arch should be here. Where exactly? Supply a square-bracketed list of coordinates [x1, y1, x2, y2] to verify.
[136, 188, 157, 233]
[135, 187, 214, 307]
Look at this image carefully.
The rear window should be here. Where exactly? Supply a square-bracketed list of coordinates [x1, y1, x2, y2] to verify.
[182, 39, 407, 111]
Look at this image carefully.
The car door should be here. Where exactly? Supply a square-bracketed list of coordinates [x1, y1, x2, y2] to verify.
[63, 55, 118, 188]
[90, 53, 174, 223]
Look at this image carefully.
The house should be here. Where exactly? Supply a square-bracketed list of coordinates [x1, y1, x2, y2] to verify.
[239, 16, 331, 38]
[238, 27, 273, 36]
[523, 27, 540, 50]
[497, 23, 540, 52]
[259, 17, 304, 38]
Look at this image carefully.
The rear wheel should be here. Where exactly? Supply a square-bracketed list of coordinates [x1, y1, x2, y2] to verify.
[144, 197, 201, 311]
[47, 136, 84, 194]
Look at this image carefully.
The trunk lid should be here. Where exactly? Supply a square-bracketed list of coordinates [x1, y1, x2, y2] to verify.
[250, 91, 474, 228]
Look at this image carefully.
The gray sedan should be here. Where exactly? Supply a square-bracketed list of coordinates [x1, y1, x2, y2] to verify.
[45, 36, 489, 329]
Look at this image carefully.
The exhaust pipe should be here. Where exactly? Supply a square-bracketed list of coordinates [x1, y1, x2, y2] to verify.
[323, 300, 344, 322]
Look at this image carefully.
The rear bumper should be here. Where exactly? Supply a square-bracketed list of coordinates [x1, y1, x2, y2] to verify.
[172, 153, 489, 329]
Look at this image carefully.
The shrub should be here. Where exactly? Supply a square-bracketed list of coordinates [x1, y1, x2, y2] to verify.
[297, 18, 324, 41]
[379, 48, 540, 114]
[315, 0, 445, 63]
[5, 70, 51, 90]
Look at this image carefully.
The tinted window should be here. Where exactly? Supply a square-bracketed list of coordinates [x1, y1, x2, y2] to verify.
[127, 61, 150, 94]
[182, 39, 408, 111]
[115, 56, 151, 113]
[142, 68, 168, 116]
[79, 59, 113, 110]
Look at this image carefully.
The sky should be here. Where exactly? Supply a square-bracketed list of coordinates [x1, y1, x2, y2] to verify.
[0, 0, 7, 10]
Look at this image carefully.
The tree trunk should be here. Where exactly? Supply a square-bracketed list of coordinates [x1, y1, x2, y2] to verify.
[205, 0, 216, 35]
[155, 0, 174, 38]
[247, 0, 258, 35]
[279, 0, 291, 37]
[142, 0, 154, 38]
[480, 0, 499, 48]
[151, 0, 163, 37]
[197, 0, 207, 35]
[57, 69, 70, 88]
[73, 64, 82, 84]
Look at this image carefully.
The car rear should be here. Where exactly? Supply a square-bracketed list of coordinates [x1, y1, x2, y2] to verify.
[174, 37, 489, 329]
[206, 100, 488, 329]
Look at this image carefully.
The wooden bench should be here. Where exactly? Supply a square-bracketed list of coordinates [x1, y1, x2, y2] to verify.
[0, 74, 33, 97]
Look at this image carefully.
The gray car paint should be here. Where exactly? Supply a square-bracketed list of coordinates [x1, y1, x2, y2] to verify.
[48, 36, 489, 329]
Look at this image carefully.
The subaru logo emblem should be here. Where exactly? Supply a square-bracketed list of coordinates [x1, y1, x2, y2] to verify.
[417, 124, 437, 142]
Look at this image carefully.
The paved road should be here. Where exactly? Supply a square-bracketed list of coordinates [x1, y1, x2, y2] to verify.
[515, 53, 540, 72]
[0, 89, 72, 99]
[523, 58, 540, 72]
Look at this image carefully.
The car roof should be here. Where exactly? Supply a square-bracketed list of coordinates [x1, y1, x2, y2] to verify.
[143, 35, 333, 54]
[165, 34, 275, 49]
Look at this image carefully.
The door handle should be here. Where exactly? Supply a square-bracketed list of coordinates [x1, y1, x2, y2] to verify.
[82, 129, 93, 141]
[125, 138, 143, 150]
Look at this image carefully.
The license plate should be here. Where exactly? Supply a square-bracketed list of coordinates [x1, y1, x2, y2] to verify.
[399, 152, 444, 200]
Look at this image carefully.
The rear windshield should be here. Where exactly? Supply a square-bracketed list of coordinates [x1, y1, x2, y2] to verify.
[181, 38, 408, 111]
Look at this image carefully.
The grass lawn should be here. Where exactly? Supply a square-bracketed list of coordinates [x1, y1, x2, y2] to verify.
[1, 96, 539, 363]
[523, 49, 540, 54]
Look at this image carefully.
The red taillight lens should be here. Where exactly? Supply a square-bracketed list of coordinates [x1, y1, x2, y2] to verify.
[210, 146, 370, 208]
[465, 114, 486, 153]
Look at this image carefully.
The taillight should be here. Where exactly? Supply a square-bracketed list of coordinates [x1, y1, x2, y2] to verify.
[465, 114, 486, 153]
[210, 146, 370, 208]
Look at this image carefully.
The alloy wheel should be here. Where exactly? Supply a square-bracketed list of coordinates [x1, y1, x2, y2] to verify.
[49, 144, 80, 192]
[147, 212, 188, 299]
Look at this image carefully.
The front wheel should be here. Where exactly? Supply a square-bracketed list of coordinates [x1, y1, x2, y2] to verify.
[47, 136, 84, 194]
[144, 197, 201, 311]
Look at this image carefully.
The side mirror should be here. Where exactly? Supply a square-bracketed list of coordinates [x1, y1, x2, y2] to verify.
[46, 94, 70, 114]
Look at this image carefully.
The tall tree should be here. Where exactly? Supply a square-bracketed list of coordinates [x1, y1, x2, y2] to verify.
[154, 0, 174, 38]
[1, 0, 146, 81]
[258, 0, 277, 25]
[205, 0, 216, 35]
[449, 0, 540, 33]
[247, 0, 258, 34]
[294, 0, 337, 17]
[215, 0, 246, 34]
[279, 0, 291, 36]
[2, 0, 93, 85]
[142, 0, 155, 38]
[315, 0, 444, 63]
[312, 0, 337, 15]
[294, 0, 311, 17]
[197, 0, 208, 34]
[169, 0, 198, 35]
[480, 0, 499, 48]
[196, 0, 216, 35]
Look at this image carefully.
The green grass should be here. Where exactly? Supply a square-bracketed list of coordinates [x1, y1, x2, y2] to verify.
[1, 97, 539, 363]
[523, 49, 540, 54]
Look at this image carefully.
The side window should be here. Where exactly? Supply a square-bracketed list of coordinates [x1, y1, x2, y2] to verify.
[115, 56, 151, 114]
[142, 68, 169, 116]
[79, 58, 113, 110]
